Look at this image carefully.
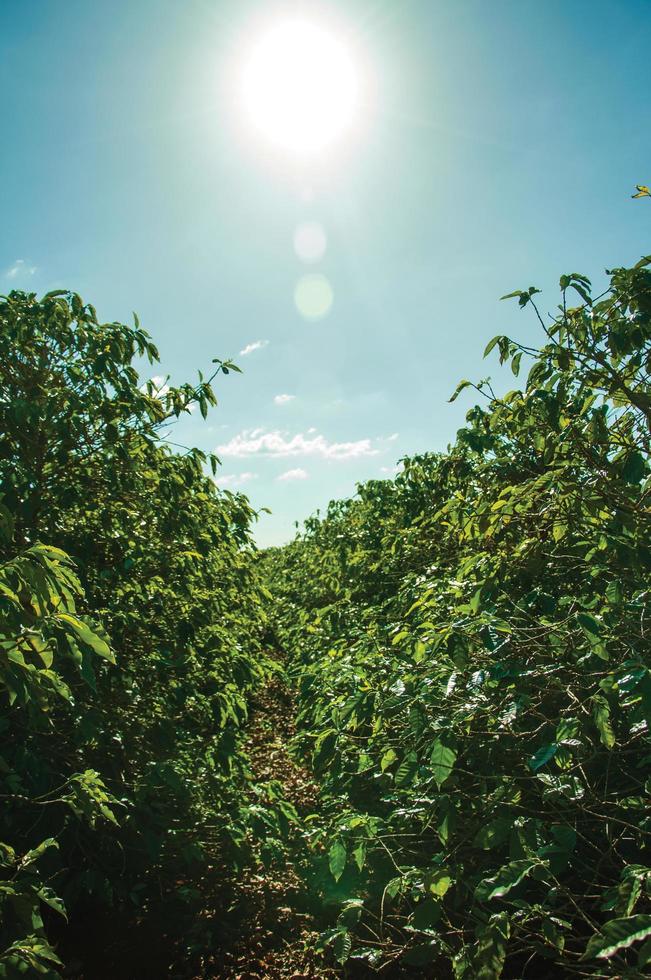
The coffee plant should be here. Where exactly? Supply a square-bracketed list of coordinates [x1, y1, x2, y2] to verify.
[0, 290, 272, 975]
[267, 255, 651, 976]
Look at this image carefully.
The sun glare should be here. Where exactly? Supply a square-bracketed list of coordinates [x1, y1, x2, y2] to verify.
[240, 20, 359, 156]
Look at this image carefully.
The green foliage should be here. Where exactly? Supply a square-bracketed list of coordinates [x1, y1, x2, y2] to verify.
[3, 250, 650, 976]
[266, 255, 651, 976]
[0, 290, 270, 972]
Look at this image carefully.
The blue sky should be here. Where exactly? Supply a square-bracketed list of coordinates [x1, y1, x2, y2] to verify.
[1, 0, 649, 546]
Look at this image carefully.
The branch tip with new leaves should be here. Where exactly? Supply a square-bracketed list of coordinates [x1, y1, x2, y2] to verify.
[500, 286, 541, 308]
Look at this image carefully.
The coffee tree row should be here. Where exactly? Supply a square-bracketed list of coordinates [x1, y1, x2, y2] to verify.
[0, 291, 273, 975]
[266, 254, 651, 976]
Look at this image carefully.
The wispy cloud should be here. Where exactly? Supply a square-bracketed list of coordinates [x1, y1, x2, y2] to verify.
[217, 428, 380, 461]
[380, 464, 403, 476]
[277, 467, 308, 482]
[240, 339, 269, 357]
[5, 259, 36, 280]
[214, 471, 258, 488]
[273, 393, 296, 406]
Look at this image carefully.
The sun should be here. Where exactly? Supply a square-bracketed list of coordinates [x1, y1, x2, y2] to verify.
[240, 20, 359, 156]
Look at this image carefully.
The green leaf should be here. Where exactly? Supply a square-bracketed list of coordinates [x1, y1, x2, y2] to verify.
[7, 649, 27, 667]
[528, 743, 557, 771]
[430, 739, 457, 787]
[606, 866, 648, 917]
[576, 611, 601, 636]
[577, 611, 608, 659]
[449, 380, 472, 403]
[394, 751, 418, 787]
[385, 876, 403, 899]
[41, 669, 71, 700]
[337, 899, 363, 928]
[329, 840, 347, 882]
[583, 914, 651, 961]
[37, 887, 67, 920]
[552, 521, 567, 542]
[483, 335, 503, 357]
[57, 613, 114, 663]
[332, 930, 351, 964]
[592, 695, 615, 749]
[469, 587, 482, 614]
[474, 912, 510, 980]
[21, 838, 58, 867]
[475, 859, 540, 902]
[353, 841, 366, 872]
[0, 581, 20, 603]
[313, 729, 337, 770]
[36, 645, 53, 668]
[638, 937, 651, 967]
[380, 747, 397, 772]
[570, 281, 592, 305]
[427, 869, 452, 896]
[620, 451, 646, 484]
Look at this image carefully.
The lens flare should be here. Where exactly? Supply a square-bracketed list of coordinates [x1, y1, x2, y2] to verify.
[294, 221, 327, 263]
[294, 273, 334, 320]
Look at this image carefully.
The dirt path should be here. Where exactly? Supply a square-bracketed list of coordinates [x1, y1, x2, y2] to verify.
[200, 669, 340, 979]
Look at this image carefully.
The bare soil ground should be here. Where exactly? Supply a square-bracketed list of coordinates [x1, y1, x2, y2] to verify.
[199, 673, 340, 980]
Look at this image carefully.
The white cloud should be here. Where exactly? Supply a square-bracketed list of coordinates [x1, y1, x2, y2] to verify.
[380, 464, 403, 476]
[215, 471, 258, 488]
[239, 339, 269, 356]
[273, 393, 296, 406]
[5, 259, 36, 280]
[217, 428, 380, 461]
[141, 375, 203, 413]
[140, 375, 170, 398]
[277, 467, 308, 482]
